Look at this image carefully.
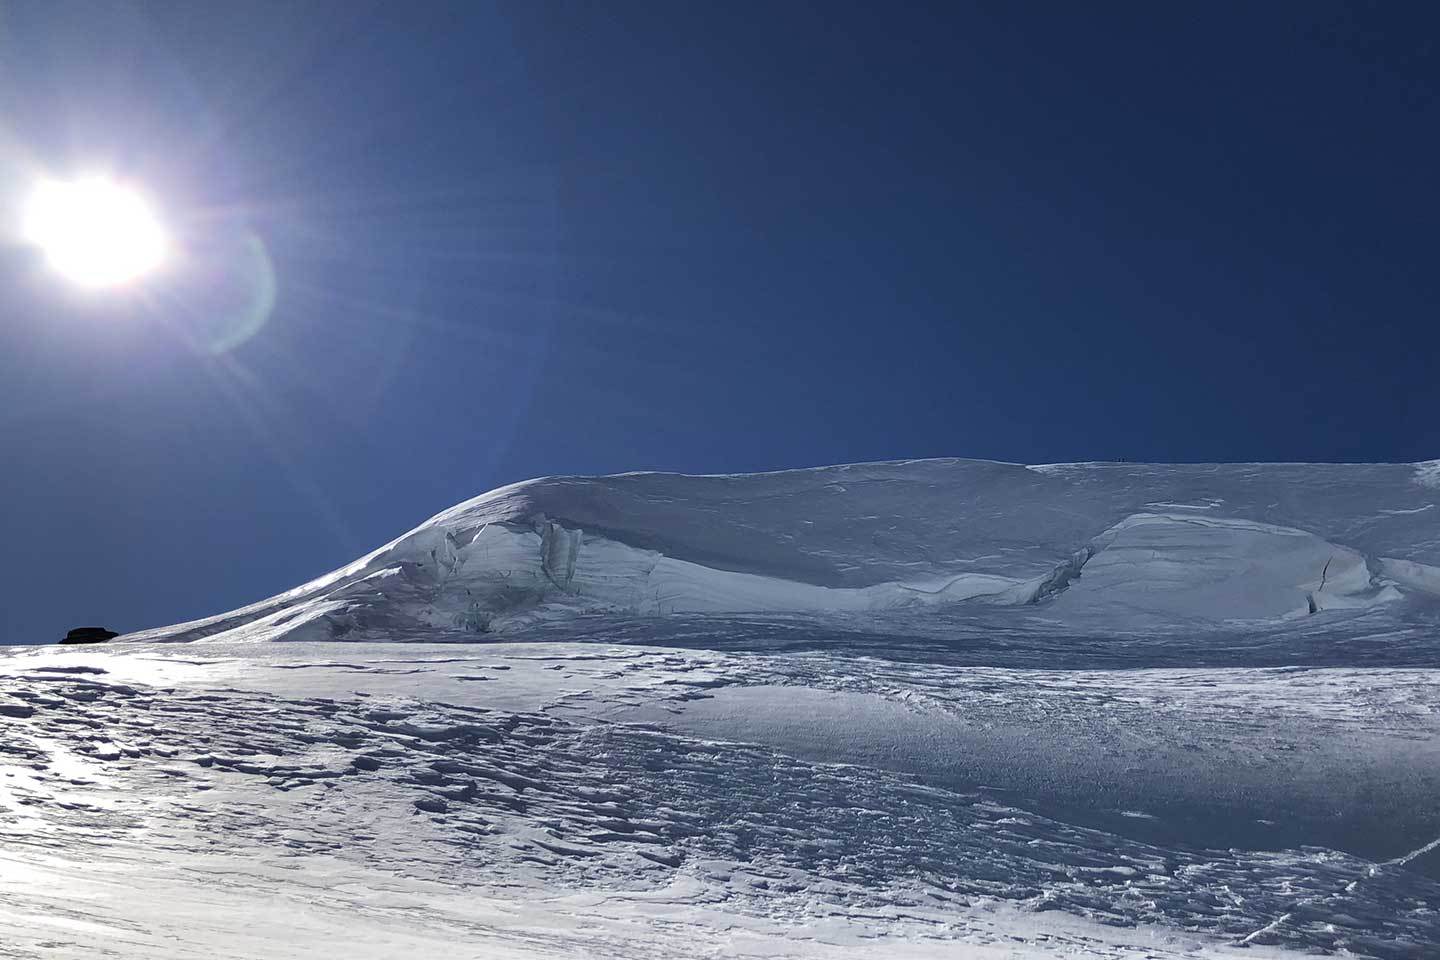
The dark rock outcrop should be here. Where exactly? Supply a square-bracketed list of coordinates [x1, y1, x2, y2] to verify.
[59, 627, 119, 645]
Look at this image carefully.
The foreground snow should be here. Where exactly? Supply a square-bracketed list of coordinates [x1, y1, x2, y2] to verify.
[4, 459, 1439, 957]
[3, 627, 1438, 958]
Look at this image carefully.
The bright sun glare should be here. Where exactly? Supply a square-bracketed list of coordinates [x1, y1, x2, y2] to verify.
[21, 176, 169, 288]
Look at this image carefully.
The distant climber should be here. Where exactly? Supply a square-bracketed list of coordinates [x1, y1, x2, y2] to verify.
[59, 626, 118, 645]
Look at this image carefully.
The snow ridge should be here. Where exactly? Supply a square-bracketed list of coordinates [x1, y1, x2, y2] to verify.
[121, 458, 1440, 643]
[1416, 459, 1440, 489]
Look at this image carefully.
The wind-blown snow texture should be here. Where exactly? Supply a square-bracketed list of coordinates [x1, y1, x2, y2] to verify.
[4, 459, 1439, 958]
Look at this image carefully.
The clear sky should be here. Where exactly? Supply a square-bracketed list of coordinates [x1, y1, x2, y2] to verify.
[2, 1, 1437, 643]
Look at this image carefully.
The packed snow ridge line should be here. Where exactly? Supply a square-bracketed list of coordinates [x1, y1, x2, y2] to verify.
[119, 458, 1440, 643]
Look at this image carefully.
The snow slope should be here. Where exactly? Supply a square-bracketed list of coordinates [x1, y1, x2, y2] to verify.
[120, 459, 1440, 643]
[5, 459, 1439, 959]
[3, 640, 1437, 959]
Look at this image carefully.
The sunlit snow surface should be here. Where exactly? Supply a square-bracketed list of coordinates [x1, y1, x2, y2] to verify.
[4, 459, 1440, 958]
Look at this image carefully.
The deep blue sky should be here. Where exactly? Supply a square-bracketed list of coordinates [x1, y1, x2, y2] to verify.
[2, 1, 1437, 642]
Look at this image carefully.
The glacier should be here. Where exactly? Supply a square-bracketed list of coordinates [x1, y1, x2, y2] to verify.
[118, 459, 1440, 642]
[3, 458, 1439, 959]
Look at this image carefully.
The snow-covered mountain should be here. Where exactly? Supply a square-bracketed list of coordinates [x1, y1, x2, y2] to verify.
[6, 459, 1439, 959]
[123, 458, 1440, 643]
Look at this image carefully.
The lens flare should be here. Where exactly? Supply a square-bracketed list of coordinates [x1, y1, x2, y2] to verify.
[21, 176, 169, 288]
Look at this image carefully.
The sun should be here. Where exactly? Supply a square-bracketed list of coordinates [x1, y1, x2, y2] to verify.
[21, 176, 169, 288]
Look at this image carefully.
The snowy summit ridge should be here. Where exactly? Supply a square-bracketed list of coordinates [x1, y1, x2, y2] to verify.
[10, 458, 1440, 960]
[123, 458, 1440, 643]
